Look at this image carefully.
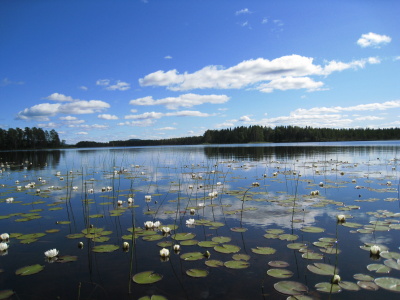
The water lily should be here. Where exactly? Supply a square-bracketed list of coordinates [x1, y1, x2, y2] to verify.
[127, 197, 133, 204]
[190, 208, 195, 215]
[203, 251, 211, 258]
[78, 242, 84, 248]
[44, 248, 59, 258]
[16, 186, 21, 191]
[331, 274, 341, 284]
[117, 200, 123, 206]
[6, 197, 13, 203]
[153, 221, 161, 228]
[337, 214, 346, 223]
[160, 248, 170, 257]
[144, 221, 154, 229]
[173, 244, 180, 252]
[145, 195, 152, 202]
[0, 233, 9, 241]
[161, 227, 171, 234]
[186, 218, 195, 226]
[0, 242, 9, 251]
[123, 242, 129, 250]
[319, 182, 324, 187]
[370, 245, 381, 256]
[252, 182, 260, 187]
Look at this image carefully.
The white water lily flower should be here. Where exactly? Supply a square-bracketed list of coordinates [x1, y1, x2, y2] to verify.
[162, 227, 171, 234]
[117, 200, 123, 206]
[370, 245, 381, 255]
[144, 221, 154, 229]
[153, 221, 161, 228]
[160, 248, 170, 257]
[72, 186, 78, 190]
[0, 242, 8, 251]
[252, 182, 260, 187]
[186, 219, 195, 226]
[319, 182, 324, 187]
[6, 197, 13, 203]
[123, 242, 129, 250]
[173, 244, 180, 251]
[127, 197, 133, 204]
[44, 248, 59, 258]
[190, 208, 195, 215]
[145, 195, 152, 202]
[331, 274, 341, 284]
[16, 186, 22, 191]
[337, 215, 346, 222]
[0, 233, 9, 241]
[106, 186, 113, 191]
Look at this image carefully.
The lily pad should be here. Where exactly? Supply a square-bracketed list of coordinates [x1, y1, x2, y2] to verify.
[301, 252, 323, 260]
[315, 282, 341, 293]
[15, 264, 44, 276]
[267, 268, 293, 278]
[172, 233, 196, 241]
[301, 226, 325, 233]
[205, 259, 224, 267]
[338, 281, 361, 291]
[230, 227, 248, 232]
[375, 277, 400, 292]
[224, 260, 250, 269]
[180, 240, 198, 246]
[180, 252, 204, 261]
[157, 241, 173, 248]
[138, 295, 167, 300]
[274, 281, 308, 295]
[214, 244, 240, 254]
[307, 263, 338, 276]
[198, 241, 219, 248]
[132, 271, 163, 284]
[232, 254, 250, 261]
[186, 269, 208, 278]
[142, 235, 163, 242]
[92, 244, 119, 253]
[0, 290, 14, 300]
[211, 236, 231, 243]
[287, 243, 307, 250]
[251, 247, 276, 255]
[367, 263, 391, 273]
[279, 234, 299, 241]
[268, 261, 289, 268]
[357, 281, 379, 290]
[353, 274, 374, 281]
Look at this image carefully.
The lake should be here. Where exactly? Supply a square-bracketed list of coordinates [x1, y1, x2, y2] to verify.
[1, 141, 400, 299]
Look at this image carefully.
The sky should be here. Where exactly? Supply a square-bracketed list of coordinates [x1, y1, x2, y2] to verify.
[1, 0, 399, 144]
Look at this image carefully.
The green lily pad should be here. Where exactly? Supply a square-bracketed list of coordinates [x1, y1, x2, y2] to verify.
[267, 268, 293, 278]
[172, 233, 196, 241]
[266, 228, 285, 234]
[230, 227, 248, 232]
[186, 269, 208, 278]
[307, 263, 338, 275]
[180, 240, 198, 246]
[15, 264, 44, 276]
[367, 263, 391, 273]
[180, 252, 204, 261]
[338, 281, 360, 291]
[224, 260, 250, 269]
[268, 261, 289, 268]
[205, 260, 224, 267]
[132, 271, 163, 284]
[384, 259, 400, 270]
[57, 255, 78, 263]
[302, 252, 323, 260]
[274, 281, 308, 295]
[92, 244, 119, 253]
[142, 235, 163, 242]
[357, 281, 379, 290]
[354, 274, 374, 281]
[287, 243, 307, 250]
[214, 244, 240, 254]
[157, 241, 173, 248]
[0, 290, 14, 299]
[232, 254, 250, 261]
[211, 236, 231, 243]
[251, 247, 276, 255]
[279, 234, 299, 241]
[92, 236, 110, 243]
[301, 226, 325, 233]
[89, 214, 104, 218]
[375, 277, 400, 292]
[195, 241, 217, 248]
[66, 233, 85, 239]
[45, 229, 60, 233]
[315, 282, 341, 293]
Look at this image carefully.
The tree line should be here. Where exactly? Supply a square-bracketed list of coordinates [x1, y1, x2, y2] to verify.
[0, 127, 61, 150]
[76, 125, 400, 148]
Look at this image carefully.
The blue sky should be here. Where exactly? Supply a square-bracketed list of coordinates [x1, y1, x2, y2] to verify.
[1, 0, 399, 144]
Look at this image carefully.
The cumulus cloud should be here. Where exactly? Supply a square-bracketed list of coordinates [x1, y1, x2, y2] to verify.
[76, 132, 88, 135]
[98, 114, 118, 120]
[239, 115, 253, 122]
[16, 100, 110, 120]
[139, 54, 378, 93]
[96, 79, 130, 91]
[124, 110, 215, 120]
[357, 32, 391, 48]
[129, 93, 230, 109]
[44, 93, 74, 102]
[156, 127, 176, 131]
[235, 8, 251, 15]
[117, 119, 155, 127]
[69, 124, 109, 129]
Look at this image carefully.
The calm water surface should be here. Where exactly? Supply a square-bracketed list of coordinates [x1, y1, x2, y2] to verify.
[0, 142, 400, 299]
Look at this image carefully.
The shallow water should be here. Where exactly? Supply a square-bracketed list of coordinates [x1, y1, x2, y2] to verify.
[0, 142, 400, 299]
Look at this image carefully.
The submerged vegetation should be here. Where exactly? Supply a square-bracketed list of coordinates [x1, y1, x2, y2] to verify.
[0, 143, 399, 299]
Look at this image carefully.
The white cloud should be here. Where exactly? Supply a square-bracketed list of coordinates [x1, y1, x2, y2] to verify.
[79, 86, 88, 91]
[129, 93, 230, 109]
[156, 127, 176, 131]
[239, 115, 253, 122]
[124, 110, 215, 120]
[164, 55, 172, 59]
[96, 79, 130, 91]
[76, 132, 88, 135]
[1, 78, 24, 86]
[98, 114, 118, 120]
[139, 54, 377, 93]
[354, 116, 384, 121]
[118, 119, 155, 127]
[36, 122, 59, 128]
[59, 116, 78, 121]
[261, 17, 268, 24]
[16, 100, 110, 120]
[258, 77, 324, 93]
[44, 93, 74, 102]
[357, 32, 391, 48]
[235, 8, 251, 15]
[69, 124, 109, 129]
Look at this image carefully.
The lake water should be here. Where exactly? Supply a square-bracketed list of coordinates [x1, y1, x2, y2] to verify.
[1, 141, 400, 299]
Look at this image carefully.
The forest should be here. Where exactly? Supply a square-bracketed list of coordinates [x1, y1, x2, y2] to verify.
[78, 125, 400, 148]
[0, 127, 61, 150]
[2, 125, 400, 150]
